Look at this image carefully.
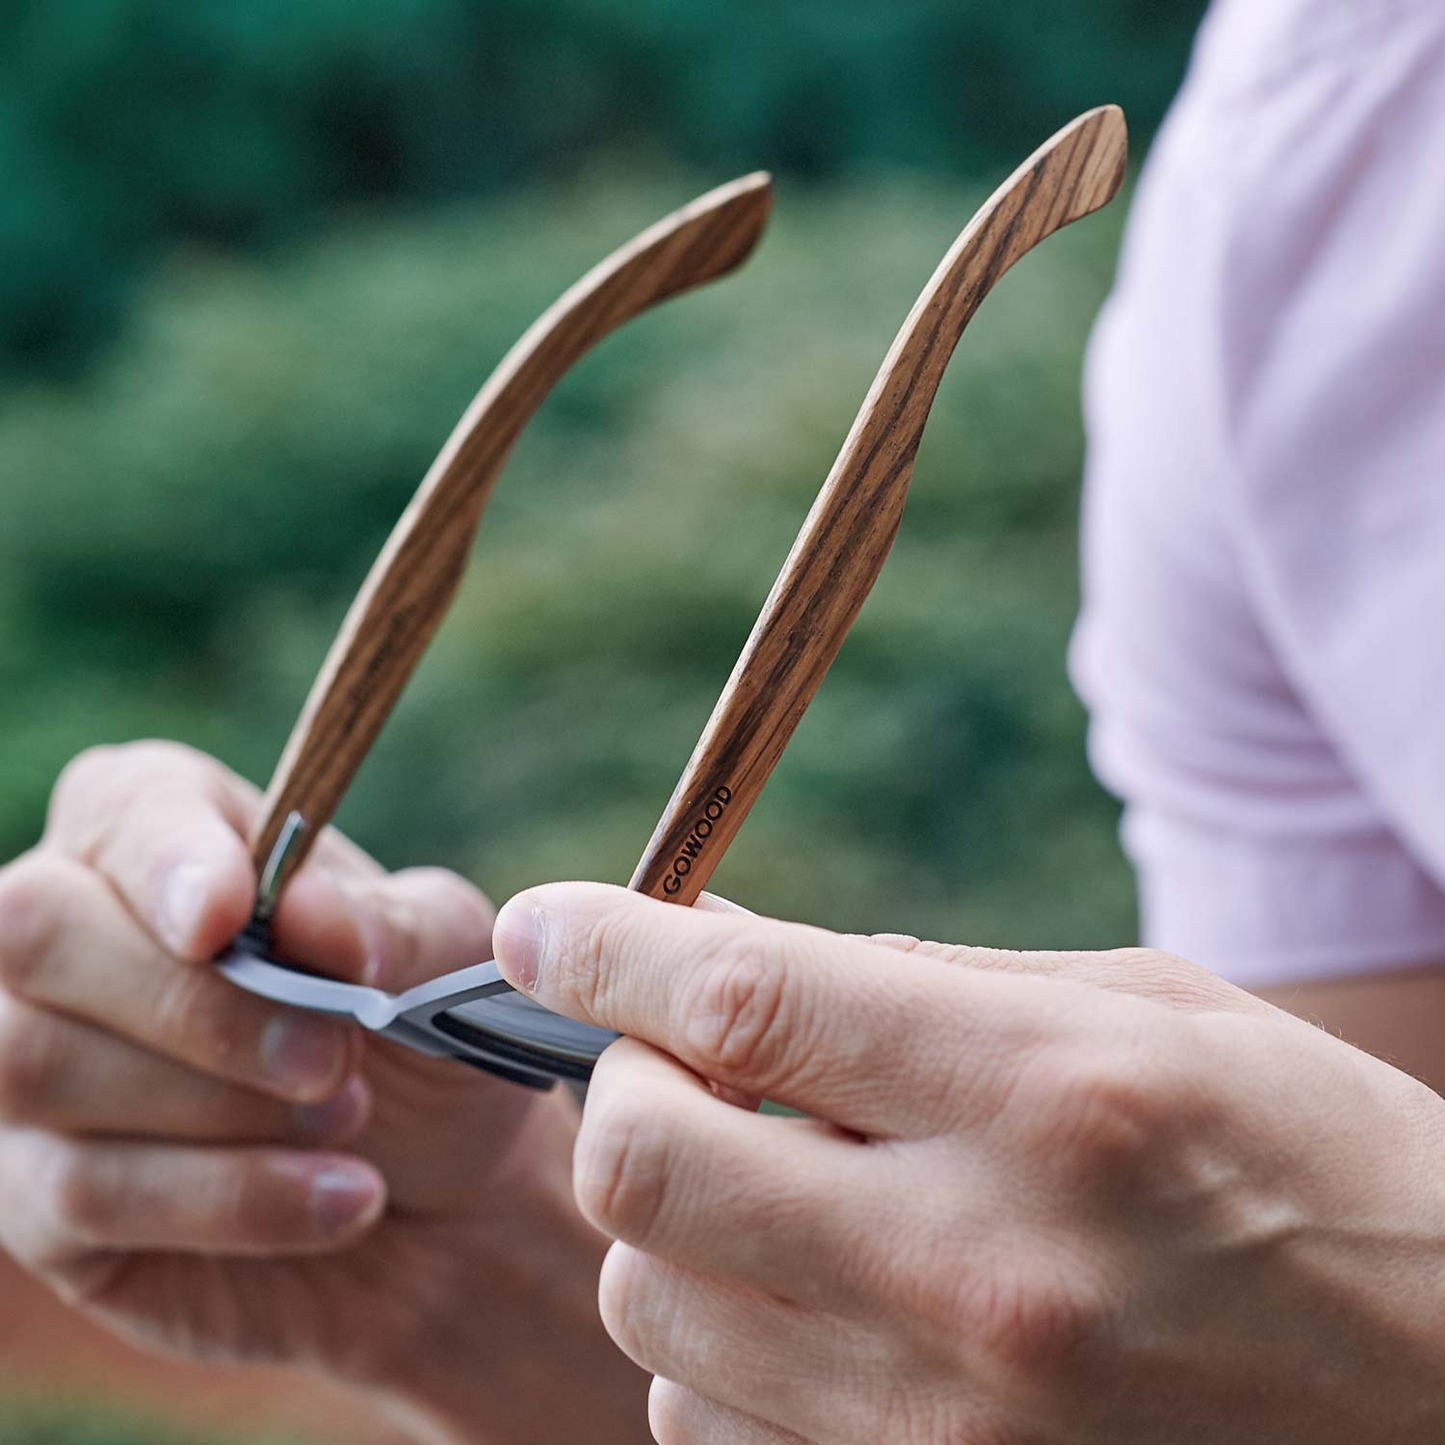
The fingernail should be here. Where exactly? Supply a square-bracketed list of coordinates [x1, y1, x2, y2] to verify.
[292, 1076, 369, 1143]
[697, 892, 756, 917]
[494, 898, 547, 992]
[260, 1015, 348, 1098]
[311, 1163, 382, 1236]
[159, 863, 211, 955]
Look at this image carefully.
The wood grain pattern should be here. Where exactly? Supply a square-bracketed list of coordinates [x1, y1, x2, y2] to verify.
[629, 105, 1127, 905]
[249, 173, 774, 899]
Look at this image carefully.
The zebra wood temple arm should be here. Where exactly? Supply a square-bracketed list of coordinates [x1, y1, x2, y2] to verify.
[630, 105, 1127, 905]
[247, 174, 774, 912]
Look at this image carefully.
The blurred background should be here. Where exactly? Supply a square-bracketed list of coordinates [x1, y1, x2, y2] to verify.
[0, 1, 1205, 1439]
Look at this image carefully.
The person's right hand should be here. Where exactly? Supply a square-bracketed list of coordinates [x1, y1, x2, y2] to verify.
[0, 742, 646, 1444]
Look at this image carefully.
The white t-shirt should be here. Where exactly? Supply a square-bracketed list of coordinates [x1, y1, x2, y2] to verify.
[1070, 0, 1445, 986]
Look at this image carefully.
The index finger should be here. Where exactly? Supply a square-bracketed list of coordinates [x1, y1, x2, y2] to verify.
[44, 741, 379, 961]
[492, 882, 1047, 1136]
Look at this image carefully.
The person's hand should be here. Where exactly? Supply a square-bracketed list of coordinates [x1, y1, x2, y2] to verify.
[492, 882, 1445, 1445]
[0, 744, 646, 1444]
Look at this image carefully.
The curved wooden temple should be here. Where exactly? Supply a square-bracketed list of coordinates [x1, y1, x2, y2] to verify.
[630, 106, 1127, 905]
[248, 174, 774, 908]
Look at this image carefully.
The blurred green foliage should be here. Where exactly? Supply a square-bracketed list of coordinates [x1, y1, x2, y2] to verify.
[0, 1412, 187, 1445]
[0, 0, 1203, 374]
[0, 169, 1137, 947]
[0, 1402, 295, 1445]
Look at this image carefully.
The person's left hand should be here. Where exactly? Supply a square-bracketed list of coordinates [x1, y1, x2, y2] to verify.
[492, 882, 1445, 1445]
[0, 744, 647, 1445]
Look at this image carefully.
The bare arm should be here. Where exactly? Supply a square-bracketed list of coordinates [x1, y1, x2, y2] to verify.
[1258, 967, 1445, 1094]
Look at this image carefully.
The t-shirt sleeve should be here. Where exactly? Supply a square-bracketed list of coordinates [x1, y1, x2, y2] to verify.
[1071, 7, 1445, 987]
[1220, 16, 1445, 898]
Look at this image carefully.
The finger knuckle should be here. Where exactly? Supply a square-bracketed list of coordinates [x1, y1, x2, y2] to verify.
[48, 743, 174, 858]
[931, 1256, 1106, 1389]
[225, 1167, 290, 1241]
[1105, 947, 1232, 1010]
[1021, 1045, 1175, 1184]
[50, 745, 122, 814]
[51, 742, 241, 850]
[0, 1004, 63, 1122]
[377, 888, 424, 992]
[413, 867, 495, 927]
[871, 933, 965, 969]
[0, 854, 69, 999]
[882, 1393, 973, 1445]
[108, 739, 211, 778]
[679, 939, 794, 1082]
[53, 742, 192, 838]
[45, 1145, 109, 1245]
[595, 1245, 659, 1368]
[154, 969, 246, 1068]
[938, 1419, 1029, 1445]
[978, 1265, 1105, 1382]
[1108, 946, 1170, 971]
[574, 1094, 672, 1243]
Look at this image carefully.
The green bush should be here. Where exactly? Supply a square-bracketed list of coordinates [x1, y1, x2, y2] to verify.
[0, 0, 1203, 373]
